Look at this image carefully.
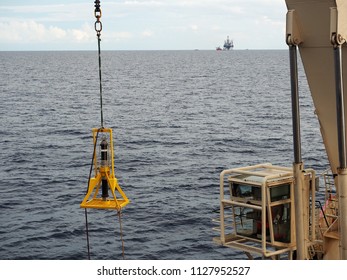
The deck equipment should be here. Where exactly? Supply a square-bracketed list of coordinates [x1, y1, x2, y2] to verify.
[213, 0, 347, 260]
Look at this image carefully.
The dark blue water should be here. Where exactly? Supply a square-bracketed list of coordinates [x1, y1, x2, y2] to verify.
[0, 50, 328, 259]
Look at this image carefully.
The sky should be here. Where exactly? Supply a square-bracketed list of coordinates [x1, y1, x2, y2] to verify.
[0, 0, 288, 51]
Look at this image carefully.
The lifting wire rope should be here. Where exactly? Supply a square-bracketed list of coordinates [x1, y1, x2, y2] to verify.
[82, 0, 128, 260]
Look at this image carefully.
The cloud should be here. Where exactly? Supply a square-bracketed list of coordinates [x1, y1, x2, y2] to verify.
[142, 30, 154, 37]
[70, 23, 93, 42]
[0, 20, 64, 42]
[49, 26, 67, 39]
[0, 20, 96, 45]
[0, 18, 135, 50]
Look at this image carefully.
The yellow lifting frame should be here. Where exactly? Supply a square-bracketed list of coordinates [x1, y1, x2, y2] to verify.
[80, 127, 129, 210]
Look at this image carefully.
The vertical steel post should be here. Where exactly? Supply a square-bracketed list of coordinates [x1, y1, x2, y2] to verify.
[289, 44, 307, 260]
[333, 44, 347, 259]
[334, 45, 347, 169]
[219, 171, 226, 244]
[289, 45, 302, 164]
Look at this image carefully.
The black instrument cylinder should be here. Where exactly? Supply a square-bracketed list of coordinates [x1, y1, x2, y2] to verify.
[100, 139, 109, 199]
[101, 178, 108, 199]
[100, 139, 108, 166]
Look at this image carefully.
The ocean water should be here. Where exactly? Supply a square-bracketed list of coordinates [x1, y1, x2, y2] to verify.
[0, 50, 328, 260]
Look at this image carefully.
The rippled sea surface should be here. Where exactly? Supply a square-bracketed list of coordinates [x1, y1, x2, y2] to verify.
[0, 50, 328, 260]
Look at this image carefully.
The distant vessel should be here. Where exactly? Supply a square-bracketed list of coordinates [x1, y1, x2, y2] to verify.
[216, 36, 234, 51]
[223, 36, 234, 50]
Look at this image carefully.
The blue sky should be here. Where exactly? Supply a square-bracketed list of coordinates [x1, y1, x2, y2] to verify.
[0, 0, 288, 51]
